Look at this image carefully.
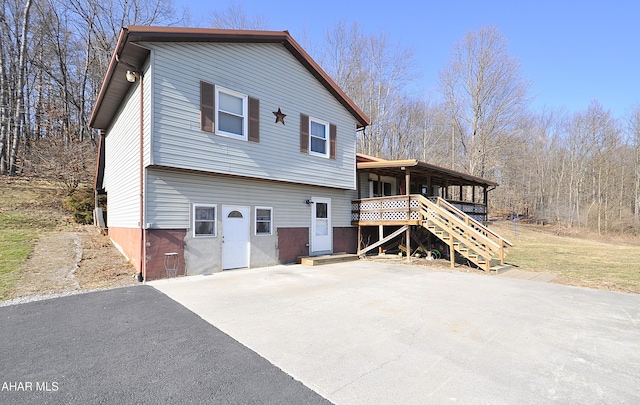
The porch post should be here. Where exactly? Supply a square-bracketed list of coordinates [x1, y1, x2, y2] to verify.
[405, 169, 411, 261]
[405, 170, 410, 196]
[449, 240, 455, 268]
[484, 186, 489, 221]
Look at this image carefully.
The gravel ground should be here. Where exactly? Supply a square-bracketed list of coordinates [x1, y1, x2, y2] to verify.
[2, 226, 137, 306]
[0, 287, 124, 307]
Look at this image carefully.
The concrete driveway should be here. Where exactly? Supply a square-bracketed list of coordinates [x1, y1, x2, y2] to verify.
[151, 261, 640, 405]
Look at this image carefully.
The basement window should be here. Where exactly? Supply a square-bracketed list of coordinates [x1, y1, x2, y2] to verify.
[193, 204, 217, 237]
[255, 207, 273, 235]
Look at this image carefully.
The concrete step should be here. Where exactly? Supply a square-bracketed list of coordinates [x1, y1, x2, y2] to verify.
[300, 254, 359, 266]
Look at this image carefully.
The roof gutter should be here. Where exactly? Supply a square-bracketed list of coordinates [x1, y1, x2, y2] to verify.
[88, 28, 131, 128]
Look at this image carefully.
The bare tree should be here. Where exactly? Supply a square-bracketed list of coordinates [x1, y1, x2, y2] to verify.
[0, 0, 179, 180]
[439, 26, 530, 177]
[0, 0, 8, 173]
[210, 3, 269, 30]
[7, 0, 33, 175]
[630, 106, 640, 223]
[317, 21, 418, 158]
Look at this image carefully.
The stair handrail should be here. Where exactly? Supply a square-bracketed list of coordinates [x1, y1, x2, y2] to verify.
[429, 197, 513, 248]
[418, 196, 500, 255]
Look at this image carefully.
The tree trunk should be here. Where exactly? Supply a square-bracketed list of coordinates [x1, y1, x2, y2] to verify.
[9, 0, 32, 175]
[0, 12, 8, 175]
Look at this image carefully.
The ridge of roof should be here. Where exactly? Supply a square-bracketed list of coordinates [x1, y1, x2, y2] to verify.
[89, 26, 370, 129]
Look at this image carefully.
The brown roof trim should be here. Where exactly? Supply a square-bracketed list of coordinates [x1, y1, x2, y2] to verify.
[94, 131, 106, 192]
[89, 28, 131, 129]
[356, 152, 388, 163]
[357, 158, 498, 187]
[89, 26, 370, 129]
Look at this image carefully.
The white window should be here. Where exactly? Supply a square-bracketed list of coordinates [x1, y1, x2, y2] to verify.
[373, 181, 392, 197]
[193, 204, 217, 237]
[309, 117, 329, 158]
[255, 207, 273, 235]
[368, 175, 397, 198]
[215, 86, 248, 140]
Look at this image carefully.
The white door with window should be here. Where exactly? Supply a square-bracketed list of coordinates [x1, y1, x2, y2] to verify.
[222, 206, 250, 270]
[311, 197, 332, 254]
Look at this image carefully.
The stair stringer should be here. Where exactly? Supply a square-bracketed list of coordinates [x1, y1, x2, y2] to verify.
[418, 197, 502, 272]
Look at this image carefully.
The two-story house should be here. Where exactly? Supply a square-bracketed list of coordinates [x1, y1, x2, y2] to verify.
[91, 26, 370, 281]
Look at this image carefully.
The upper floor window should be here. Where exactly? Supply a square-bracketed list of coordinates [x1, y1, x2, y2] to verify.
[300, 114, 336, 159]
[201, 81, 260, 142]
[216, 86, 248, 140]
[309, 118, 329, 158]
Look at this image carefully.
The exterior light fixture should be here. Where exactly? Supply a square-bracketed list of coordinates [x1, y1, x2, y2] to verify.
[126, 70, 138, 83]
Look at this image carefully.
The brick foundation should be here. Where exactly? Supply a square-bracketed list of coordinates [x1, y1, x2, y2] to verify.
[144, 229, 187, 281]
[277, 227, 309, 264]
[333, 227, 357, 254]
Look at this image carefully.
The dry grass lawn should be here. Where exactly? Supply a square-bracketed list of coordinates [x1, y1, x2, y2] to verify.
[0, 177, 71, 299]
[0, 176, 135, 301]
[489, 220, 640, 294]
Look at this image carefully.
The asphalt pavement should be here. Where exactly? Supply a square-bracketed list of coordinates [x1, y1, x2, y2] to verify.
[0, 286, 330, 404]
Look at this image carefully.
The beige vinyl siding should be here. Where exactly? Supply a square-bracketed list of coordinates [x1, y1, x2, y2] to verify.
[146, 42, 357, 190]
[146, 169, 358, 230]
[357, 172, 369, 199]
[104, 85, 142, 228]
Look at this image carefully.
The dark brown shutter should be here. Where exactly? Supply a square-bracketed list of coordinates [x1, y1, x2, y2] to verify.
[329, 124, 337, 159]
[200, 81, 214, 132]
[248, 97, 260, 142]
[300, 114, 309, 153]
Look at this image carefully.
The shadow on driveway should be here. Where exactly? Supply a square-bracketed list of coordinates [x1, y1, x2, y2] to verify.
[0, 286, 330, 404]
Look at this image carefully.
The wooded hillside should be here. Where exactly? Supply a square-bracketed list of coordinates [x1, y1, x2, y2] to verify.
[1, 2, 639, 235]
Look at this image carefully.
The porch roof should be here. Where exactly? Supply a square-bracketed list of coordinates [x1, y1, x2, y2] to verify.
[356, 154, 498, 188]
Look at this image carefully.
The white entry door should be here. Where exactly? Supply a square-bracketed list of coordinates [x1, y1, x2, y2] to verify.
[311, 197, 332, 254]
[222, 206, 250, 270]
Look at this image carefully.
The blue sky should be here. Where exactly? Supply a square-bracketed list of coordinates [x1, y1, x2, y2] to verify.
[180, 0, 639, 119]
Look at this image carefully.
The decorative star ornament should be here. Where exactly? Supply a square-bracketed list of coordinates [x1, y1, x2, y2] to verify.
[273, 107, 286, 125]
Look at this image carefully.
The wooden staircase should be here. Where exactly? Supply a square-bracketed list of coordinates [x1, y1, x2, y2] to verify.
[353, 195, 513, 273]
[419, 196, 513, 272]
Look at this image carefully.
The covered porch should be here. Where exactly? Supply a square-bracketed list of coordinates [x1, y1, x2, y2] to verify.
[356, 153, 498, 222]
[353, 154, 510, 272]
